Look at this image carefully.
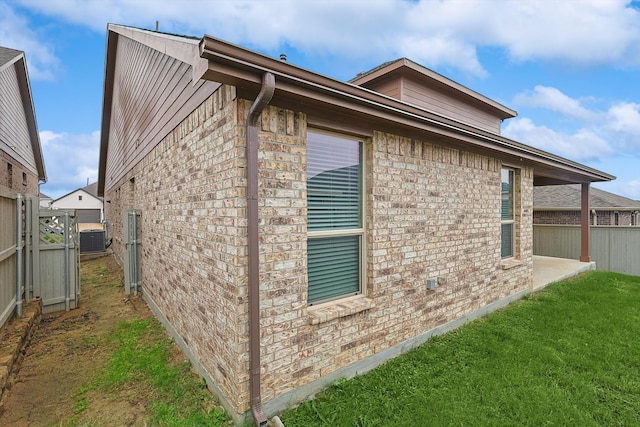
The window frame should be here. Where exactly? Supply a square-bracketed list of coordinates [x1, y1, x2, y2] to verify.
[306, 129, 365, 305]
[501, 168, 515, 259]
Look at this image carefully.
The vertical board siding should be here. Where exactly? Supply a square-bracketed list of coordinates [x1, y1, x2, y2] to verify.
[401, 77, 501, 134]
[0, 189, 17, 328]
[104, 35, 219, 192]
[0, 62, 37, 174]
[534, 225, 640, 276]
[32, 209, 80, 313]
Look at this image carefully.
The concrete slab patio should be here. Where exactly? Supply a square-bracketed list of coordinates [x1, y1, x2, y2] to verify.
[533, 255, 596, 291]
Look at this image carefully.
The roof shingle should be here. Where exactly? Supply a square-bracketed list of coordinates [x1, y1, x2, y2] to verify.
[534, 184, 640, 210]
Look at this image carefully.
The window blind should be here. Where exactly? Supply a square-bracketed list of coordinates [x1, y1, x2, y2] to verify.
[307, 131, 362, 304]
[501, 223, 513, 258]
[307, 133, 361, 231]
[308, 235, 360, 303]
[501, 168, 515, 258]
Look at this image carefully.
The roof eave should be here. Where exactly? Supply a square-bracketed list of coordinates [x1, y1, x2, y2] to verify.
[198, 35, 613, 185]
[12, 53, 47, 182]
[53, 188, 103, 203]
[98, 24, 206, 197]
[97, 28, 118, 198]
[350, 58, 517, 120]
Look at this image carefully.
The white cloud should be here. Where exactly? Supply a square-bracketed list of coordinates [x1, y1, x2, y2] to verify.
[512, 86, 640, 156]
[0, 3, 60, 80]
[489, 0, 640, 67]
[514, 86, 601, 122]
[39, 130, 100, 198]
[607, 102, 640, 135]
[12, 0, 640, 78]
[502, 117, 611, 161]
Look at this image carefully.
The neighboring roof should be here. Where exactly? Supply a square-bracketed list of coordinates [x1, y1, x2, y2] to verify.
[350, 58, 517, 121]
[0, 46, 47, 182]
[0, 46, 23, 67]
[39, 192, 52, 199]
[534, 184, 640, 210]
[53, 186, 103, 203]
[82, 182, 99, 198]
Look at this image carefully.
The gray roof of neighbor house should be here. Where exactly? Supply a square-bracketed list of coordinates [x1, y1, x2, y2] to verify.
[0, 46, 47, 182]
[0, 46, 23, 66]
[53, 183, 103, 203]
[534, 184, 640, 210]
[82, 182, 99, 198]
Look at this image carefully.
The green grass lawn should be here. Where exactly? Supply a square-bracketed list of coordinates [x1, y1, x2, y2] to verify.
[280, 271, 640, 426]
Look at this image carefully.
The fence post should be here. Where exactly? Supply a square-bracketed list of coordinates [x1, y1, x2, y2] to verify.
[64, 211, 70, 311]
[24, 196, 32, 300]
[31, 199, 40, 299]
[131, 211, 138, 295]
[15, 194, 23, 316]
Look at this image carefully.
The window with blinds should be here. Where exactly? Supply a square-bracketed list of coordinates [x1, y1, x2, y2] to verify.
[307, 131, 363, 304]
[501, 168, 514, 258]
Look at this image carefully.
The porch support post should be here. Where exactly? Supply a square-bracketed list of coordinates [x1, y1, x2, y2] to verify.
[580, 182, 591, 262]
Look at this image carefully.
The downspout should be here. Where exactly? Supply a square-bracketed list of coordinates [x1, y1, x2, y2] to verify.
[247, 72, 275, 427]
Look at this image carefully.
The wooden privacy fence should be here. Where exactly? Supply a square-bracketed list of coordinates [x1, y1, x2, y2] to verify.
[0, 191, 80, 330]
[534, 225, 640, 277]
[0, 187, 19, 328]
[33, 207, 80, 313]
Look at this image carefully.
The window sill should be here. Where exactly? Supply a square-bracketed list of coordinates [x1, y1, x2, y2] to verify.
[501, 258, 523, 270]
[308, 295, 375, 325]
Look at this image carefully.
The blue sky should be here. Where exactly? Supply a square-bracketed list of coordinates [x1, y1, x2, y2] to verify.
[2, 0, 640, 200]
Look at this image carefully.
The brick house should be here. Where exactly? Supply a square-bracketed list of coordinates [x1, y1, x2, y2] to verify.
[97, 24, 613, 425]
[534, 184, 640, 226]
[0, 46, 47, 195]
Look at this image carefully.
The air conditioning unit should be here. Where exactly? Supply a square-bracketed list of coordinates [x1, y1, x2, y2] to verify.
[80, 229, 106, 253]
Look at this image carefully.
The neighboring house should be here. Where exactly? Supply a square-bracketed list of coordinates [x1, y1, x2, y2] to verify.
[39, 192, 53, 208]
[98, 24, 613, 424]
[0, 46, 47, 195]
[534, 184, 640, 226]
[51, 182, 104, 224]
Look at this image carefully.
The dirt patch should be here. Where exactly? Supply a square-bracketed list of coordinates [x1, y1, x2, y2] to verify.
[0, 252, 176, 426]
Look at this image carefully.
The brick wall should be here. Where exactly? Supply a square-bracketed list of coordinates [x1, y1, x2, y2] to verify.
[104, 89, 535, 418]
[104, 85, 254, 413]
[0, 151, 39, 195]
[255, 128, 534, 406]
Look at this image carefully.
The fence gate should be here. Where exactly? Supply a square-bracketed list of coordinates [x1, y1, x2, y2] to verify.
[31, 202, 80, 314]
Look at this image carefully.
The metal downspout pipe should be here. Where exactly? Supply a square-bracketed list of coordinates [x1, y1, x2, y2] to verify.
[247, 72, 275, 427]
